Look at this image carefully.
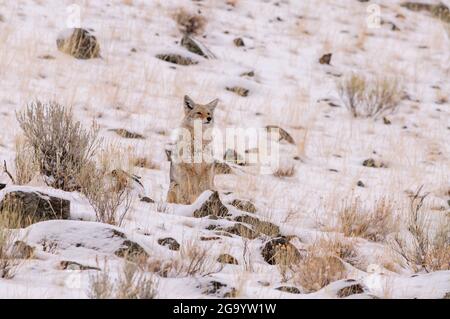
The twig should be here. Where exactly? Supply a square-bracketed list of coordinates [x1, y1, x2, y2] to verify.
[3, 160, 16, 184]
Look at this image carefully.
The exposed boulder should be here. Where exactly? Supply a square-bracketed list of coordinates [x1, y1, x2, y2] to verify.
[157, 237, 180, 251]
[261, 237, 301, 265]
[214, 161, 232, 175]
[276, 286, 301, 294]
[114, 239, 149, 261]
[230, 199, 257, 213]
[156, 54, 198, 66]
[226, 223, 259, 239]
[193, 191, 230, 218]
[57, 28, 101, 59]
[180, 35, 215, 59]
[59, 261, 100, 271]
[362, 158, 387, 168]
[234, 215, 280, 237]
[0, 190, 70, 227]
[319, 53, 332, 65]
[337, 281, 366, 298]
[233, 37, 245, 47]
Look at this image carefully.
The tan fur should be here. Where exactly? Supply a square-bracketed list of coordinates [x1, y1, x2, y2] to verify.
[166, 95, 218, 204]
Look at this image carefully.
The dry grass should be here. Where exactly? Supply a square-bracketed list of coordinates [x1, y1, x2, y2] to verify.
[336, 197, 397, 242]
[172, 8, 206, 35]
[338, 73, 402, 118]
[390, 187, 449, 273]
[13, 137, 38, 185]
[89, 262, 158, 299]
[293, 239, 348, 293]
[78, 146, 135, 226]
[16, 100, 102, 191]
[273, 165, 296, 178]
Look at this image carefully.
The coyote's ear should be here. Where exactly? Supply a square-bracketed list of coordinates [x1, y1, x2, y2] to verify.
[184, 95, 195, 112]
[206, 98, 219, 112]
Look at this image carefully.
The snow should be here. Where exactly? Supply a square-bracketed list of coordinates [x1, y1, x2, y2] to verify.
[0, 0, 449, 299]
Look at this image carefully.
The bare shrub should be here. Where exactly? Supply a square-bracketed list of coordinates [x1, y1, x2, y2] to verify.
[390, 187, 449, 273]
[293, 239, 347, 293]
[16, 100, 102, 191]
[78, 146, 134, 226]
[14, 137, 38, 185]
[337, 197, 397, 242]
[89, 263, 158, 299]
[338, 73, 402, 118]
[172, 8, 206, 35]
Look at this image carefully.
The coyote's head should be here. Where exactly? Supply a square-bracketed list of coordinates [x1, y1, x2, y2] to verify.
[182, 95, 218, 128]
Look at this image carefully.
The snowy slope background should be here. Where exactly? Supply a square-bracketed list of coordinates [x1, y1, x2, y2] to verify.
[0, 0, 449, 298]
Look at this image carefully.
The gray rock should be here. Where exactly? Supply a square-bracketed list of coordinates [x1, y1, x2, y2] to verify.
[193, 191, 229, 218]
[157, 237, 180, 251]
[57, 28, 101, 59]
[261, 237, 301, 265]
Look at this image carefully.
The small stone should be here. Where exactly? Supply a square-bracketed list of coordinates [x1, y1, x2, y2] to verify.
[114, 239, 149, 261]
[234, 215, 280, 237]
[362, 158, 386, 168]
[155, 54, 198, 66]
[214, 161, 233, 175]
[157, 237, 180, 251]
[337, 283, 365, 298]
[226, 86, 249, 97]
[57, 28, 101, 59]
[357, 181, 365, 187]
[266, 125, 295, 144]
[276, 286, 301, 294]
[383, 117, 392, 125]
[226, 223, 259, 239]
[59, 261, 100, 271]
[240, 71, 255, 77]
[319, 53, 332, 65]
[217, 254, 238, 265]
[109, 128, 145, 139]
[233, 37, 245, 47]
[140, 196, 155, 203]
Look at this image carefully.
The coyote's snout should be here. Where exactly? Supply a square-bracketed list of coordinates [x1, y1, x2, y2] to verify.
[166, 95, 219, 204]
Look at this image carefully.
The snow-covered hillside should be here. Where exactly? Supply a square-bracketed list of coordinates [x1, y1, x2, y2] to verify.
[0, 0, 449, 299]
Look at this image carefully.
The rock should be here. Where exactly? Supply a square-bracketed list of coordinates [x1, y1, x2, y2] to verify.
[443, 292, 450, 299]
[224, 149, 245, 165]
[240, 71, 255, 77]
[217, 254, 238, 265]
[383, 117, 392, 125]
[0, 183, 6, 190]
[155, 54, 198, 66]
[362, 158, 386, 168]
[57, 28, 101, 59]
[276, 286, 301, 294]
[261, 237, 301, 266]
[180, 35, 215, 58]
[319, 53, 332, 65]
[157, 237, 180, 251]
[140, 196, 154, 203]
[234, 215, 280, 237]
[337, 283, 365, 298]
[230, 199, 257, 213]
[59, 261, 100, 271]
[226, 86, 249, 97]
[114, 239, 149, 261]
[193, 191, 230, 218]
[200, 236, 221, 241]
[214, 161, 232, 175]
[11, 241, 35, 259]
[226, 223, 259, 239]
[233, 37, 245, 47]
[266, 125, 295, 144]
[202, 281, 227, 295]
[109, 128, 145, 139]
[0, 190, 70, 227]
[357, 180, 365, 187]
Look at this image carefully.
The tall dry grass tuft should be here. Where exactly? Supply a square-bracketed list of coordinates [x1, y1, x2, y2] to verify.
[16, 100, 102, 191]
[390, 187, 449, 273]
[13, 137, 38, 185]
[89, 262, 158, 299]
[338, 74, 402, 118]
[78, 145, 135, 226]
[293, 238, 349, 293]
[172, 8, 207, 35]
[336, 197, 397, 242]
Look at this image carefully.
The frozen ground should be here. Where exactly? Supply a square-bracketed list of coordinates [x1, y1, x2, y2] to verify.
[0, 0, 449, 298]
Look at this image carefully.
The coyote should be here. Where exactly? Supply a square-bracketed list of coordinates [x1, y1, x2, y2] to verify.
[166, 95, 218, 204]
